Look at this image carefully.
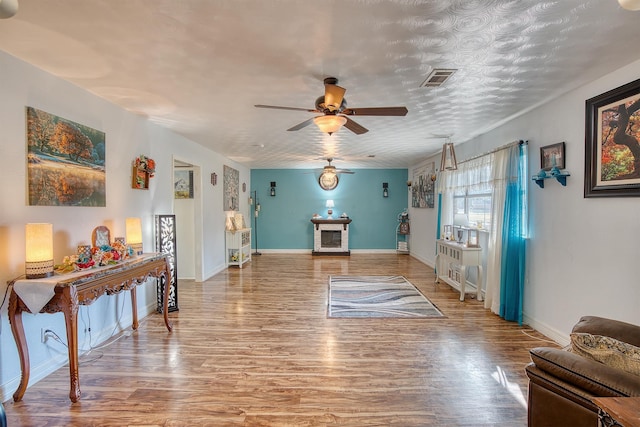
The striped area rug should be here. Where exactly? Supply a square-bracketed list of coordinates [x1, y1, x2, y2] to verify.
[328, 275, 444, 318]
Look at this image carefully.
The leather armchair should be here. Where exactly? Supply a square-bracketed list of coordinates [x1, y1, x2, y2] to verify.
[525, 316, 640, 427]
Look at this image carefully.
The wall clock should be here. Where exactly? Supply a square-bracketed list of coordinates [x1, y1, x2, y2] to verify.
[319, 172, 339, 190]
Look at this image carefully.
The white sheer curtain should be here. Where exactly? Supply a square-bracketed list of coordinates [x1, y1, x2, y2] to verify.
[436, 147, 514, 314]
[484, 149, 509, 314]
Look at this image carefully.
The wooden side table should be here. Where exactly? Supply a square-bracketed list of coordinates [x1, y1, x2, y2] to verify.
[593, 397, 640, 427]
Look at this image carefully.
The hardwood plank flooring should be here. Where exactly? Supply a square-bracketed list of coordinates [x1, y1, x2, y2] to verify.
[3, 254, 558, 426]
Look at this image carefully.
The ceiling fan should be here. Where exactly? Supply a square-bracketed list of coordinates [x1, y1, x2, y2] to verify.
[255, 77, 408, 135]
[316, 158, 354, 191]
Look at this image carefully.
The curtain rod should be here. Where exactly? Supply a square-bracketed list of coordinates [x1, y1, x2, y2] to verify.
[457, 139, 527, 164]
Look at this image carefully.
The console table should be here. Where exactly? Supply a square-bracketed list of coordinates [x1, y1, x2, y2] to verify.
[8, 253, 172, 403]
[435, 239, 483, 302]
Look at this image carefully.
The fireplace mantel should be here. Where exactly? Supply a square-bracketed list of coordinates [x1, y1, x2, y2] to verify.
[311, 218, 352, 256]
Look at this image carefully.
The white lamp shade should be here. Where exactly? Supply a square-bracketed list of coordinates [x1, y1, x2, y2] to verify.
[619, 0, 640, 10]
[0, 0, 18, 19]
[25, 223, 54, 279]
[126, 217, 143, 255]
[326, 199, 335, 208]
[313, 115, 347, 135]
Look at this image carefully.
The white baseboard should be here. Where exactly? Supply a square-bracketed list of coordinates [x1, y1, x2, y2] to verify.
[522, 314, 568, 347]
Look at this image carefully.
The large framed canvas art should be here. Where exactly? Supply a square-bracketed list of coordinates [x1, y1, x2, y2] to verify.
[585, 79, 640, 197]
[27, 107, 106, 206]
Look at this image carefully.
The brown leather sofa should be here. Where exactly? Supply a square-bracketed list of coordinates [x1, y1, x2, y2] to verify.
[525, 316, 640, 426]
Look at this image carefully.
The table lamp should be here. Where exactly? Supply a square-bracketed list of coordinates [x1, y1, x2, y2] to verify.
[25, 223, 54, 279]
[126, 217, 143, 255]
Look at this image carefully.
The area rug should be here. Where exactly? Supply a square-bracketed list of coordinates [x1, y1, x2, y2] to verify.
[328, 275, 444, 318]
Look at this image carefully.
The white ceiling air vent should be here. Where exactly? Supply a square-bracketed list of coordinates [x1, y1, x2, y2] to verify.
[420, 69, 457, 87]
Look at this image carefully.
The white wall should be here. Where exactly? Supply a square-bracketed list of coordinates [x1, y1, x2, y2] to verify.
[411, 58, 640, 344]
[0, 51, 250, 401]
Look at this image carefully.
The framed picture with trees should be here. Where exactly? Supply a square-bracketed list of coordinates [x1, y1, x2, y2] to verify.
[26, 107, 106, 206]
[585, 78, 640, 197]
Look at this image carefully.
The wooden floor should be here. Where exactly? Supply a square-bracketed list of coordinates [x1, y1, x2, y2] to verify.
[3, 254, 558, 426]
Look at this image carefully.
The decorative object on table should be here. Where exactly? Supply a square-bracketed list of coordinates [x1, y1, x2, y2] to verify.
[585, 77, 640, 197]
[225, 211, 236, 231]
[25, 223, 54, 279]
[126, 217, 143, 255]
[155, 214, 178, 313]
[56, 238, 132, 273]
[467, 229, 479, 248]
[328, 275, 444, 318]
[27, 107, 106, 206]
[326, 199, 335, 219]
[174, 169, 193, 199]
[270, 181, 276, 197]
[234, 213, 245, 229]
[411, 162, 435, 208]
[223, 165, 239, 210]
[456, 229, 464, 243]
[132, 154, 155, 190]
[540, 142, 565, 171]
[114, 237, 125, 246]
[443, 224, 453, 240]
[92, 225, 111, 247]
[382, 182, 389, 197]
[250, 190, 261, 255]
[77, 244, 91, 261]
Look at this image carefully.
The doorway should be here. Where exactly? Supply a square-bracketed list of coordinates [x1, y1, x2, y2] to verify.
[173, 157, 203, 282]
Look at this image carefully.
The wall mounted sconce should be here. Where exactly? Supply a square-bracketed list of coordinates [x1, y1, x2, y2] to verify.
[440, 141, 458, 171]
[326, 199, 335, 219]
[382, 182, 389, 197]
[211, 172, 217, 186]
[126, 217, 143, 255]
[270, 181, 276, 197]
[25, 223, 54, 279]
[430, 173, 437, 182]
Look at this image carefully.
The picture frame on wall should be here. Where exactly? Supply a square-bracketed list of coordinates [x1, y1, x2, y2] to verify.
[540, 142, 565, 171]
[585, 78, 640, 197]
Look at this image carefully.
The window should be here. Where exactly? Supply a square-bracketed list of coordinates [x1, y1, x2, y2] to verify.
[453, 191, 492, 229]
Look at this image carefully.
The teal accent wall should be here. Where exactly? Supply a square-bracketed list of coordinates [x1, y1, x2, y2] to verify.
[250, 169, 408, 250]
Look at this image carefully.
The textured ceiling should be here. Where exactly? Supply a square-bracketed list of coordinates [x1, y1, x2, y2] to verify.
[1, 0, 640, 169]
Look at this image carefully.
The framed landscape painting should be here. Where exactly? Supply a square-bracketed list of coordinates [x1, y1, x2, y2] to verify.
[27, 107, 106, 206]
[585, 78, 640, 197]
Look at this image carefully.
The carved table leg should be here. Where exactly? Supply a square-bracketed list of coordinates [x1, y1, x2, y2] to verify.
[61, 286, 81, 402]
[131, 287, 138, 330]
[8, 290, 30, 402]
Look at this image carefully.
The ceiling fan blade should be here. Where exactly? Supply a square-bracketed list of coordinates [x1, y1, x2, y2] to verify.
[287, 117, 315, 131]
[324, 84, 346, 112]
[255, 104, 318, 113]
[343, 117, 369, 135]
[336, 169, 355, 174]
[342, 106, 408, 116]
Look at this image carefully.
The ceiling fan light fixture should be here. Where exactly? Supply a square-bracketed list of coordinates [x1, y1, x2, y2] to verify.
[619, 0, 640, 10]
[314, 115, 347, 135]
